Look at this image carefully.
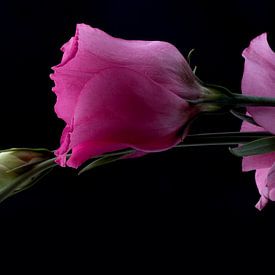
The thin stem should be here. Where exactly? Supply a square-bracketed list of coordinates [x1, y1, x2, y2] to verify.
[90, 132, 272, 158]
[232, 94, 275, 107]
[186, 131, 270, 137]
[177, 131, 271, 147]
[189, 93, 275, 108]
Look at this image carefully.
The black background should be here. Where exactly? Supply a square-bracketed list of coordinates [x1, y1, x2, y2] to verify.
[0, 0, 275, 270]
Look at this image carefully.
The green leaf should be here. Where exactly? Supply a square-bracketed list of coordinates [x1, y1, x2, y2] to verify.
[78, 154, 129, 175]
[230, 136, 275, 157]
[10, 168, 54, 197]
[182, 131, 271, 146]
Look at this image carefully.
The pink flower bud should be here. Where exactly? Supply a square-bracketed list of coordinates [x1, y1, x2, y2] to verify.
[50, 24, 204, 168]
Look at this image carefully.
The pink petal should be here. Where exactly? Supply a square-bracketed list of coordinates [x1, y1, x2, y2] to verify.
[67, 141, 126, 168]
[58, 36, 78, 68]
[255, 196, 268, 210]
[51, 24, 201, 124]
[122, 151, 148, 159]
[68, 24, 201, 99]
[254, 164, 275, 210]
[62, 67, 194, 167]
[243, 153, 275, 172]
[50, 71, 92, 124]
[51, 24, 201, 168]
[255, 168, 269, 195]
[54, 125, 72, 167]
[240, 120, 265, 132]
[255, 168, 269, 210]
[72, 68, 191, 148]
[241, 120, 275, 171]
[266, 163, 275, 201]
[242, 33, 275, 134]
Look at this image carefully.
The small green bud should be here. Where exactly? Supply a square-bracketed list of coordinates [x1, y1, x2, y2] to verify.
[0, 148, 54, 202]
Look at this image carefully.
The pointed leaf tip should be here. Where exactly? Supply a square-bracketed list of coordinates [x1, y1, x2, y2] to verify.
[230, 136, 275, 157]
[78, 155, 124, 175]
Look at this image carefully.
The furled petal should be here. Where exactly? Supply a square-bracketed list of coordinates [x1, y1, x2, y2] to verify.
[55, 125, 73, 167]
[241, 120, 275, 171]
[58, 36, 78, 68]
[51, 24, 202, 124]
[67, 141, 126, 168]
[243, 152, 275, 172]
[64, 68, 194, 168]
[255, 168, 269, 210]
[255, 164, 275, 210]
[267, 164, 275, 201]
[50, 71, 92, 124]
[51, 24, 202, 168]
[240, 120, 264, 132]
[242, 33, 275, 134]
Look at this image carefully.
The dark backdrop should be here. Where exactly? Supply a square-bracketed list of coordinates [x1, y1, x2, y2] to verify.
[0, 0, 274, 270]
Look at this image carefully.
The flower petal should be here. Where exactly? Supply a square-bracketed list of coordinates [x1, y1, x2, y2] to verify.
[61, 67, 194, 167]
[67, 141, 126, 168]
[241, 120, 275, 171]
[69, 24, 201, 99]
[55, 125, 72, 167]
[51, 24, 201, 124]
[266, 163, 275, 201]
[73, 68, 190, 148]
[255, 164, 275, 210]
[255, 168, 269, 210]
[52, 24, 201, 168]
[242, 33, 275, 134]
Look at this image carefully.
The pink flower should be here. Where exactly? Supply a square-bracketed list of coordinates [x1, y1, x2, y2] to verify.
[50, 24, 204, 168]
[242, 33, 275, 134]
[241, 33, 275, 209]
[241, 122, 275, 210]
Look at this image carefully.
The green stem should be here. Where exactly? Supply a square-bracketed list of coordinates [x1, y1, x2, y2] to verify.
[97, 132, 272, 158]
[0, 131, 271, 202]
[231, 94, 275, 107]
[176, 131, 271, 147]
[189, 92, 275, 108]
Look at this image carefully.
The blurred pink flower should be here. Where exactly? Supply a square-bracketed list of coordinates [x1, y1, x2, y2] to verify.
[50, 24, 203, 168]
[241, 33, 275, 209]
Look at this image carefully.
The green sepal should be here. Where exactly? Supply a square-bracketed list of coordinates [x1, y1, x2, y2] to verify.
[78, 155, 121, 175]
[187, 48, 195, 65]
[78, 150, 133, 175]
[230, 136, 275, 157]
[187, 48, 198, 74]
[230, 109, 259, 126]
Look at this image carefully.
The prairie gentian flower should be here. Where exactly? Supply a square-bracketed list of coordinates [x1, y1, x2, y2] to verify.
[51, 24, 206, 168]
